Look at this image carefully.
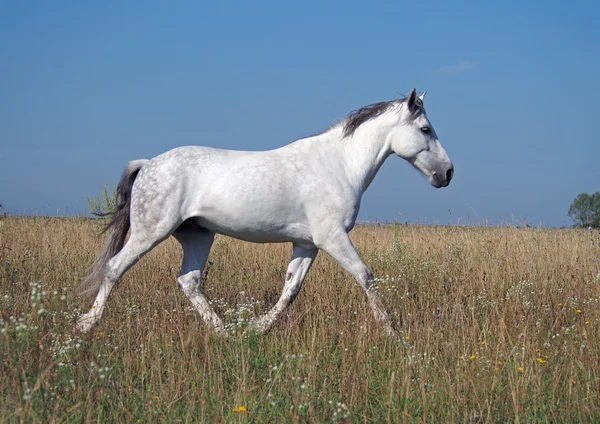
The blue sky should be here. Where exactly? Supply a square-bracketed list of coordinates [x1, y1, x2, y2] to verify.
[1, 1, 599, 227]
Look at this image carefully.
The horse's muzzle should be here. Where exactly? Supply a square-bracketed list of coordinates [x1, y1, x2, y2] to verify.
[431, 166, 454, 188]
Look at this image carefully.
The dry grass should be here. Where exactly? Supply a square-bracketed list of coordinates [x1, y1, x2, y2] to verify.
[1, 216, 599, 422]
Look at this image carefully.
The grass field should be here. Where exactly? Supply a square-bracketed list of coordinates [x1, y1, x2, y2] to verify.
[1, 216, 599, 423]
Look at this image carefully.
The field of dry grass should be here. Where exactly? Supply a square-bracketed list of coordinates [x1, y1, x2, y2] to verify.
[1, 216, 599, 422]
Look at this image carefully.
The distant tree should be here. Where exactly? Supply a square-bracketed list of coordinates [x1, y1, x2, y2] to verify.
[87, 185, 117, 217]
[568, 192, 600, 228]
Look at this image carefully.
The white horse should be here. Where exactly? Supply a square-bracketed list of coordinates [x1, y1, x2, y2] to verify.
[77, 89, 453, 335]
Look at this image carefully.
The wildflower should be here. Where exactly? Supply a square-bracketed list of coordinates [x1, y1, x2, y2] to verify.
[470, 354, 477, 360]
[585, 321, 590, 325]
[480, 341, 486, 345]
[558, 303, 563, 307]
[537, 357, 547, 364]
[517, 367, 524, 373]
[497, 361, 503, 365]
[576, 309, 582, 313]
[232, 406, 249, 413]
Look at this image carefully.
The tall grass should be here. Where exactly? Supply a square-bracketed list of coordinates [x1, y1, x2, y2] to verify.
[1, 216, 599, 422]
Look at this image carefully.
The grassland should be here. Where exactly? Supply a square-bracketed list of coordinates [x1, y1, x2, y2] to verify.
[1, 216, 599, 423]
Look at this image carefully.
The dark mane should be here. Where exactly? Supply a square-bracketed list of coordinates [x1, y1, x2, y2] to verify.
[286, 95, 425, 146]
[341, 96, 425, 138]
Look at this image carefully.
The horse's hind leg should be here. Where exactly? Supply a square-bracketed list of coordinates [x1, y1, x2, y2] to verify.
[173, 227, 225, 334]
[77, 235, 160, 333]
[251, 243, 318, 333]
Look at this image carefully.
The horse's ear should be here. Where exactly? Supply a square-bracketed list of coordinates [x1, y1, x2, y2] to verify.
[407, 88, 417, 111]
[418, 90, 427, 102]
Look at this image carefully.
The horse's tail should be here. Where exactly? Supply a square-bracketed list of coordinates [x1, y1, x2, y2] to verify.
[79, 159, 148, 296]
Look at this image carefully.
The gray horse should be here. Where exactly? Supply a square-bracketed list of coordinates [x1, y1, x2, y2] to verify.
[78, 89, 453, 335]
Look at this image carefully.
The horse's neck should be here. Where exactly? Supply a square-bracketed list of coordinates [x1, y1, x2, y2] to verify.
[319, 123, 392, 195]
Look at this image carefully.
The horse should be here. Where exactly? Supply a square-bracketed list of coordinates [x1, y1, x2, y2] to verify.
[77, 88, 454, 335]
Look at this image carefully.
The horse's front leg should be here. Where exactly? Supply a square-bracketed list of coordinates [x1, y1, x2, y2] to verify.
[317, 229, 395, 335]
[251, 244, 318, 333]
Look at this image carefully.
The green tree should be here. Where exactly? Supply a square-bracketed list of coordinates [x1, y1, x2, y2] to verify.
[568, 192, 600, 228]
[87, 185, 116, 217]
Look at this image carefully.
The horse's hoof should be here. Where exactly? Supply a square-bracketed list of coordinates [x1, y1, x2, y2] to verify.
[382, 323, 397, 337]
[76, 316, 95, 334]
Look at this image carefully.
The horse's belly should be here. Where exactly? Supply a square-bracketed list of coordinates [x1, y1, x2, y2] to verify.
[192, 215, 313, 245]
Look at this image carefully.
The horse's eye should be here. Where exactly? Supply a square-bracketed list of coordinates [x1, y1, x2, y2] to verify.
[421, 126, 431, 134]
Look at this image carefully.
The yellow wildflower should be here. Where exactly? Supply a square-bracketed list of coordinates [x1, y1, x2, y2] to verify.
[517, 367, 524, 373]
[576, 309, 582, 313]
[470, 354, 477, 360]
[480, 341, 486, 345]
[233, 406, 249, 414]
[537, 357, 547, 364]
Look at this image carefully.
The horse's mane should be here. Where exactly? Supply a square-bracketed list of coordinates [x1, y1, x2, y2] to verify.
[341, 96, 425, 138]
[288, 95, 426, 145]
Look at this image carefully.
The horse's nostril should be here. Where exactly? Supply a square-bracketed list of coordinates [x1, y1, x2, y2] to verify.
[446, 168, 454, 182]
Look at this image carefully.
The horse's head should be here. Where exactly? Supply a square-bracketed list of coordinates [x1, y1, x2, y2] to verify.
[388, 89, 454, 188]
